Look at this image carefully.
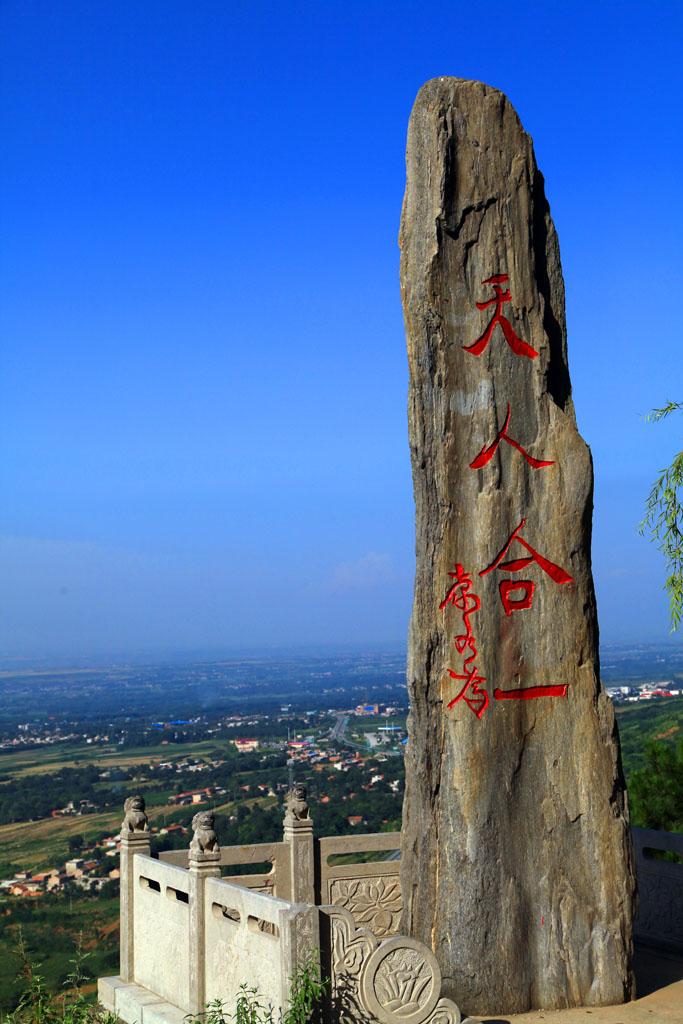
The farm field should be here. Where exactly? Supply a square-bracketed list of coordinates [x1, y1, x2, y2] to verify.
[0, 808, 123, 875]
[0, 739, 224, 779]
[0, 793, 275, 877]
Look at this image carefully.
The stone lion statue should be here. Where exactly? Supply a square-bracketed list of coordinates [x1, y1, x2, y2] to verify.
[121, 795, 149, 833]
[190, 810, 219, 855]
[285, 782, 309, 821]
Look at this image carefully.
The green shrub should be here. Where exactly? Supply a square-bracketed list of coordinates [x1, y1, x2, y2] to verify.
[629, 737, 683, 832]
[282, 952, 327, 1024]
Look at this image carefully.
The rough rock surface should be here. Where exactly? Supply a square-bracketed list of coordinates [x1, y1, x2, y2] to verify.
[399, 77, 635, 1017]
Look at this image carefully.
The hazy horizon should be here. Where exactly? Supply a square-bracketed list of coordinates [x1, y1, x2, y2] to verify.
[2, 636, 683, 675]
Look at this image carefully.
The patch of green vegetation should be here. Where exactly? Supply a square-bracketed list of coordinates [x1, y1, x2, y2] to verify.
[0, 895, 119, 1017]
[615, 696, 683, 773]
[351, 716, 406, 732]
[613, 696, 683, 833]
[0, 767, 119, 827]
[628, 739, 683, 832]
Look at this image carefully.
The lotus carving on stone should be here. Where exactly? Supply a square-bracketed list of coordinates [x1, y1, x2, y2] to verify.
[331, 877, 402, 937]
[374, 949, 432, 1016]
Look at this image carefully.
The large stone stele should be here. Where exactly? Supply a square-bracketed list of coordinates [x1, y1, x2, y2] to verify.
[399, 77, 635, 1016]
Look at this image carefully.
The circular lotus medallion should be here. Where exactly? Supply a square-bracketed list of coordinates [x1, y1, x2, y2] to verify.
[359, 935, 441, 1024]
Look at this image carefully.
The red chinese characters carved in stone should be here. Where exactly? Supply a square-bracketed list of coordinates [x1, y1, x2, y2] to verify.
[447, 667, 489, 718]
[469, 403, 554, 471]
[440, 555, 570, 718]
[463, 274, 538, 360]
[440, 564, 488, 718]
[480, 517, 573, 616]
[499, 579, 535, 615]
[494, 684, 568, 701]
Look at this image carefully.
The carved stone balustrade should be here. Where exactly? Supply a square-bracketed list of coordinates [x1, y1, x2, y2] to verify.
[99, 793, 683, 1024]
[321, 906, 462, 1024]
[319, 831, 402, 940]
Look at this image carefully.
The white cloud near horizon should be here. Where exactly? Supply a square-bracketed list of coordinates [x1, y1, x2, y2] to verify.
[327, 551, 397, 592]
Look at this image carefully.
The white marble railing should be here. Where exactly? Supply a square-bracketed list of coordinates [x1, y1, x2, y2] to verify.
[102, 828, 316, 1023]
[160, 839, 290, 898]
[205, 876, 316, 1012]
[133, 856, 191, 1010]
[99, 797, 683, 1024]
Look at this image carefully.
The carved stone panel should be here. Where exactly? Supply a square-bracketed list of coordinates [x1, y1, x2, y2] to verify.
[425, 1001, 462, 1024]
[329, 906, 377, 1024]
[324, 906, 461, 1024]
[361, 938, 438, 1022]
[330, 877, 402, 937]
[290, 904, 318, 969]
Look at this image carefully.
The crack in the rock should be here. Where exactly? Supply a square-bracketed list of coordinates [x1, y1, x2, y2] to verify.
[440, 195, 498, 242]
[510, 720, 536, 783]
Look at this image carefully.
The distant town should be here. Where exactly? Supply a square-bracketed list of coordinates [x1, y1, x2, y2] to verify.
[0, 683, 408, 898]
[605, 681, 681, 703]
[0, 644, 681, 901]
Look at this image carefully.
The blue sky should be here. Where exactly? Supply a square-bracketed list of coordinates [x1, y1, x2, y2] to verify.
[1, 1, 682, 660]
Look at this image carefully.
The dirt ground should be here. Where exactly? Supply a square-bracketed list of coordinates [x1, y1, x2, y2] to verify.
[471, 946, 683, 1024]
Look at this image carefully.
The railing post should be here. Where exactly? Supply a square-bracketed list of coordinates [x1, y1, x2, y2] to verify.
[119, 796, 151, 983]
[188, 810, 221, 1016]
[283, 783, 315, 904]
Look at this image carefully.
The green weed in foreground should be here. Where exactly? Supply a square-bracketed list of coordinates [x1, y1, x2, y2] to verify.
[185, 953, 328, 1024]
[4, 933, 116, 1024]
[0, 894, 120, 1016]
[5, 938, 327, 1024]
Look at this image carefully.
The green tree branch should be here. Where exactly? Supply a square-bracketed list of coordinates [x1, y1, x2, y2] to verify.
[640, 402, 683, 631]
